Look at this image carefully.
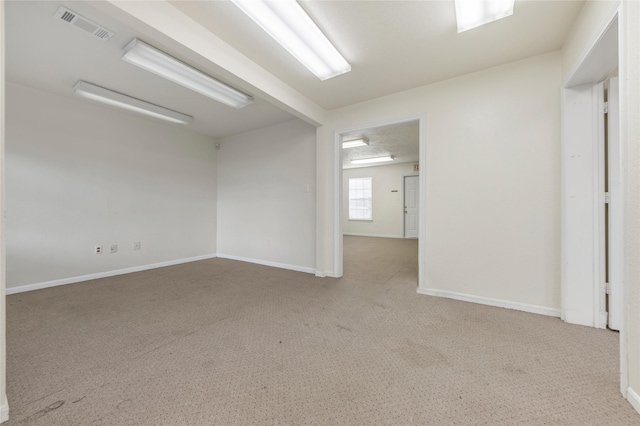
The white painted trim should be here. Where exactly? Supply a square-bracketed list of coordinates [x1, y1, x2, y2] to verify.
[343, 233, 403, 239]
[560, 89, 567, 323]
[6, 254, 218, 295]
[562, 0, 621, 87]
[314, 270, 340, 278]
[216, 253, 315, 275]
[595, 81, 607, 330]
[418, 115, 427, 290]
[0, 396, 9, 423]
[333, 129, 343, 278]
[417, 288, 561, 318]
[627, 387, 640, 415]
[608, 76, 624, 332]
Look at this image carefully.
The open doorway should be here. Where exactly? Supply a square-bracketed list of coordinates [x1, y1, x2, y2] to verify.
[339, 120, 420, 283]
[561, 13, 624, 394]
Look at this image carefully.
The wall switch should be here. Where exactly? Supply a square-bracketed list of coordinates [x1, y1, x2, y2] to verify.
[133, 241, 141, 250]
[95, 245, 103, 254]
[110, 244, 118, 254]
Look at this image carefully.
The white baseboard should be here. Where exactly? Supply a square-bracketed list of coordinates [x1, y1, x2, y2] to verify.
[0, 396, 8, 423]
[315, 271, 341, 278]
[343, 233, 403, 239]
[216, 253, 315, 275]
[627, 387, 640, 415]
[6, 254, 218, 295]
[416, 287, 561, 317]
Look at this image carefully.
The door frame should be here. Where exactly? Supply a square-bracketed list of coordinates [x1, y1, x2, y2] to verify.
[332, 115, 426, 287]
[403, 174, 419, 239]
[607, 76, 623, 331]
[560, 5, 625, 394]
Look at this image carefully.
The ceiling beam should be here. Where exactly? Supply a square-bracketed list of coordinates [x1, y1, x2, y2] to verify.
[90, 0, 326, 126]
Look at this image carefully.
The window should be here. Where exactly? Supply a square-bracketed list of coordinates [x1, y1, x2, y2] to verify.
[348, 177, 372, 220]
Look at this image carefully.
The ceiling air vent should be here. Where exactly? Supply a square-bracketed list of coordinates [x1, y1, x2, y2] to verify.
[54, 7, 114, 41]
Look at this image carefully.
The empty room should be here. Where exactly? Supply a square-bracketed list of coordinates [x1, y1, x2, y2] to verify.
[1, 0, 640, 424]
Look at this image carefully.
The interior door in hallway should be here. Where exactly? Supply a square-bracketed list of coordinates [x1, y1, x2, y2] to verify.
[404, 175, 419, 238]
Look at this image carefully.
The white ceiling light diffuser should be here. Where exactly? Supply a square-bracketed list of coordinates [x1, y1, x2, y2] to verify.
[454, 0, 515, 33]
[351, 156, 394, 165]
[342, 137, 369, 149]
[230, 0, 351, 81]
[73, 81, 193, 125]
[121, 38, 253, 109]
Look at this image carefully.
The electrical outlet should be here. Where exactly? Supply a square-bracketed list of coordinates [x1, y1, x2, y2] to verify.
[133, 241, 141, 250]
[95, 245, 103, 254]
[110, 244, 118, 254]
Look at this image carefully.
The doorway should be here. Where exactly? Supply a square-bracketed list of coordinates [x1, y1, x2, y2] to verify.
[338, 118, 423, 283]
[561, 13, 623, 393]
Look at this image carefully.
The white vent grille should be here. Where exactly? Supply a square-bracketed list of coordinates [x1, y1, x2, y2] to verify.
[54, 7, 114, 41]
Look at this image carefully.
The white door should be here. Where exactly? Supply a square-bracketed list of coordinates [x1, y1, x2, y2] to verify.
[404, 175, 419, 238]
[607, 77, 622, 331]
[561, 83, 605, 328]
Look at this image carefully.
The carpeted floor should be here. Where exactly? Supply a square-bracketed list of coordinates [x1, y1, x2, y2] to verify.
[5, 236, 639, 425]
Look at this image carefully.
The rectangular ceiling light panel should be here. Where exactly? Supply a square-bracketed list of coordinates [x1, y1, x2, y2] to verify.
[342, 137, 369, 149]
[73, 81, 193, 125]
[455, 0, 515, 33]
[231, 0, 351, 80]
[122, 39, 253, 109]
[351, 156, 394, 165]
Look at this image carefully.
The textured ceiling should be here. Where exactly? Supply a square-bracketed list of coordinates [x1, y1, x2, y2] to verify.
[5, 0, 586, 142]
[170, 0, 585, 110]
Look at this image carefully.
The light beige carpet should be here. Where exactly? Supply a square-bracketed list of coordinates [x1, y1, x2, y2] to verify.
[5, 236, 639, 425]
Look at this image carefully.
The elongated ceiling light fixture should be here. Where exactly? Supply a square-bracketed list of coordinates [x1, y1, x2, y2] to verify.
[73, 81, 193, 125]
[342, 137, 369, 149]
[454, 0, 515, 33]
[351, 156, 394, 165]
[230, 0, 351, 80]
[121, 38, 253, 109]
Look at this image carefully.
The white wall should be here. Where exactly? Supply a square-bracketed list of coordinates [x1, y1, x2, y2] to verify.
[343, 163, 416, 238]
[0, 2, 7, 421]
[5, 82, 218, 290]
[217, 118, 316, 273]
[317, 51, 562, 312]
[620, 0, 640, 410]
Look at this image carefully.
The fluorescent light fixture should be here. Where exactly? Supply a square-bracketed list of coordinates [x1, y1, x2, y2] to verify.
[122, 38, 253, 109]
[351, 156, 394, 165]
[454, 0, 515, 33]
[342, 137, 369, 149]
[73, 81, 193, 125]
[230, 0, 351, 80]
